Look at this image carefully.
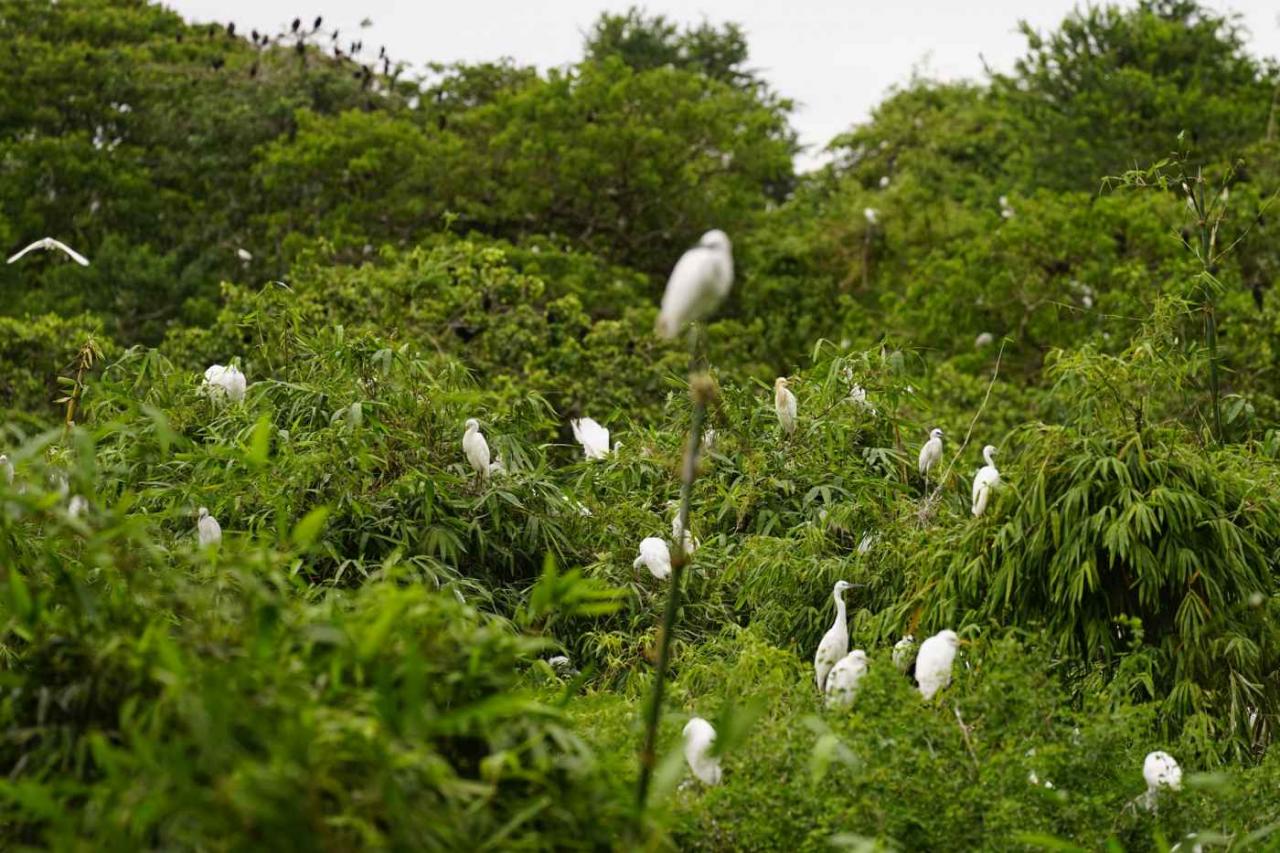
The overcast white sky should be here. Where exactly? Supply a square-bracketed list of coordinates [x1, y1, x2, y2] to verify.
[164, 1, 1280, 169]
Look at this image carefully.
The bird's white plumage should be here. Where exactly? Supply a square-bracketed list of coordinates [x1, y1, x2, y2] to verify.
[774, 378, 797, 435]
[814, 580, 853, 691]
[915, 629, 959, 699]
[68, 495, 88, 519]
[971, 445, 1001, 517]
[682, 717, 722, 785]
[669, 501, 698, 556]
[197, 507, 222, 547]
[975, 331, 995, 349]
[633, 536, 672, 580]
[462, 418, 491, 479]
[0, 454, 12, 485]
[825, 649, 869, 709]
[892, 635, 916, 673]
[918, 428, 944, 478]
[656, 230, 733, 339]
[571, 417, 611, 460]
[203, 364, 247, 403]
[7, 237, 90, 266]
[1143, 751, 1181, 793]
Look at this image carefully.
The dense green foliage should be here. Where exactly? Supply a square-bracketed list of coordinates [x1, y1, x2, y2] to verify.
[3, 0, 1280, 848]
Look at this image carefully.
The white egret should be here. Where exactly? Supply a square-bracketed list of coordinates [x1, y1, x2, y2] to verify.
[971, 445, 1001, 517]
[999, 195, 1014, 219]
[0, 454, 12, 485]
[571, 417, 611, 460]
[655, 230, 733, 339]
[864, 208, 879, 226]
[1142, 751, 1182, 810]
[918, 428, 943, 486]
[547, 655, 579, 677]
[668, 501, 698, 556]
[462, 418, 491, 480]
[974, 331, 995, 349]
[849, 384, 876, 415]
[197, 507, 222, 548]
[633, 536, 672, 580]
[857, 533, 875, 555]
[774, 377, 796, 436]
[236, 248, 253, 262]
[682, 717, 722, 785]
[892, 635, 916, 674]
[203, 364, 247, 403]
[915, 629, 959, 699]
[814, 580, 855, 691]
[68, 495, 88, 519]
[878, 175, 890, 188]
[7, 237, 90, 266]
[825, 649, 869, 709]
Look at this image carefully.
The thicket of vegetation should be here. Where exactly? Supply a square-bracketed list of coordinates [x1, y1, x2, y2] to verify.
[3, 0, 1280, 848]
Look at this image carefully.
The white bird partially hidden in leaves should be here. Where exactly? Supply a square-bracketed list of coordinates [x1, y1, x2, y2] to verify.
[918, 428, 944, 485]
[975, 331, 995, 350]
[774, 377, 797, 436]
[7, 237, 90, 266]
[203, 364, 247, 404]
[892, 635, 917, 674]
[197, 507, 222, 548]
[462, 418, 491, 480]
[814, 580, 855, 691]
[971, 445, 1001, 517]
[0, 454, 12, 485]
[571, 417, 611, 460]
[915, 629, 960, 699]
[633, 536, 672, 580]
[683, 717, 722, 785]
[68, 495, 88, 519]
[825, 649, 869, 709]
[1142, 751, 1182, 810]
[669, 501, 698, 556]
[655, 229, 733, 339]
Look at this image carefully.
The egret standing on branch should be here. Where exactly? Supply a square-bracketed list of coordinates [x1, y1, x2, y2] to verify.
[971, 445, 1001, 517]
[774, 377, 796, 436]
[7, 237, 90, 266]
[655, 230, 734, 339]
[682, 717, 722, 785]
[203, 364, 247, 404]
[825, 650, 869, 709]
[814, 580, 855, 691]
[918, 428, 943, 488]
[462, 418, 490, 481]
[571, 417, 611, 460]
[1142, 751, 1182, 810]
[633, 536, 672, 580]
[915, 629, 959, 699]
[197, 507, 222, 548]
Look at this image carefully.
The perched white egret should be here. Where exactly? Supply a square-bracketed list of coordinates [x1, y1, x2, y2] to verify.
[68, 495, 88, 519]
[971, 445, 1001, 517]
[633, 536, 672, 580]
[236, 248, 253, 262]
[203, 364, 247, 403]
[682, 717, 722, 785]
[774, 377, 797, 436]
[974, 331, 995, 349]
[825, 649, 869, 709]
[864, 208, 879, 226]
[571, 417, 611, 460]
[655, 229, 733, 339]
[1142, 751, 1182, 809]
[879, 175, 890, 188]
[892, 635, 917, 674]
[668, 501, 698, 556]
[0, 454, 12, 485]
[857, 533, 876, 555]
[915, 629, 959, 699]
[462, 418, 491, 480]
[814, 580, 855, 691]
[7, 237, 90, 266]
[547, 655, 579, 677]
[197, 507, 222, 548]
[918, 428, 944, 485]
[849, 384, 876, 415]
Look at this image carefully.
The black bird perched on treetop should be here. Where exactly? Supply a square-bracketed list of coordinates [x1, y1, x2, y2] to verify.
[227, 22, 235, 36]
[291, 17, 300, 32]
[313, 16, 322, 30]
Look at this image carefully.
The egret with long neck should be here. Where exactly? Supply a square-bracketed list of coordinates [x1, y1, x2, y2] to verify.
[814, 580, 856, 691]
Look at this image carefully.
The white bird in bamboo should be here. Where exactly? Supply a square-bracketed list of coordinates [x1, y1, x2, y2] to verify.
[774, 377, 797, 436]
[1142, 751, 1182, 810]
[197, 507, 222, 548]
[0, 454, 12, 485]
[682, 717, 722, 785]
[203, 364, 247, 403]
[68, 495, 88, 519]
[7, 237, 90, 266]
[918, 428, 944, 486]
[915, 629, 959, 699]
[971, 445, 1000, 517]
[462, 418, 490, 480]
[825, 649, 869, 709]
[975, 332, 995, 349]
[571, 417, 611, 460]
[655, 230, 733, 339]
[633, 536, 672, 580]
[892, 635, 917, 674]
[814, 580, 855, 691]
[668, 500, 698, 555]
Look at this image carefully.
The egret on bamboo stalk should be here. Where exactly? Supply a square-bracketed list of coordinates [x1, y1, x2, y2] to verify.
[462, 418, 490, 481]
[633, 536, 672, 580]
[814, 580, 855, 691]
[655, 230, 733, 340]
[918, 428, 943, 488]
[915, 629, 959, 699]
[774, 377, 796, 436]
[971, 445, 1000, 516]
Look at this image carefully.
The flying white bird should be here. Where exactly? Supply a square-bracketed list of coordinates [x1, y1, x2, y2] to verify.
[916, 629, 960, 699]
[7, 237, 90, 266]
[197, 507, 222, 547]
[892, 635, 917, 674]
[971, 445, 1001, 517]
[571, 417, 611, 460]
[975, 332, 995, 349]
[825, 649, 869, 709]
[655, 229, 733, 339]
[633, 536, 672, 580]
[774, 377, 797, 436]
[203, 364, 247, 403]
[1142, 751, 1182, 810]
[918, 428, 944, 485]
[814, 580, 855, 691]
[0, 454, 12, 485]
[462, 418, 491, 480]
[682, 717, 722, 785]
